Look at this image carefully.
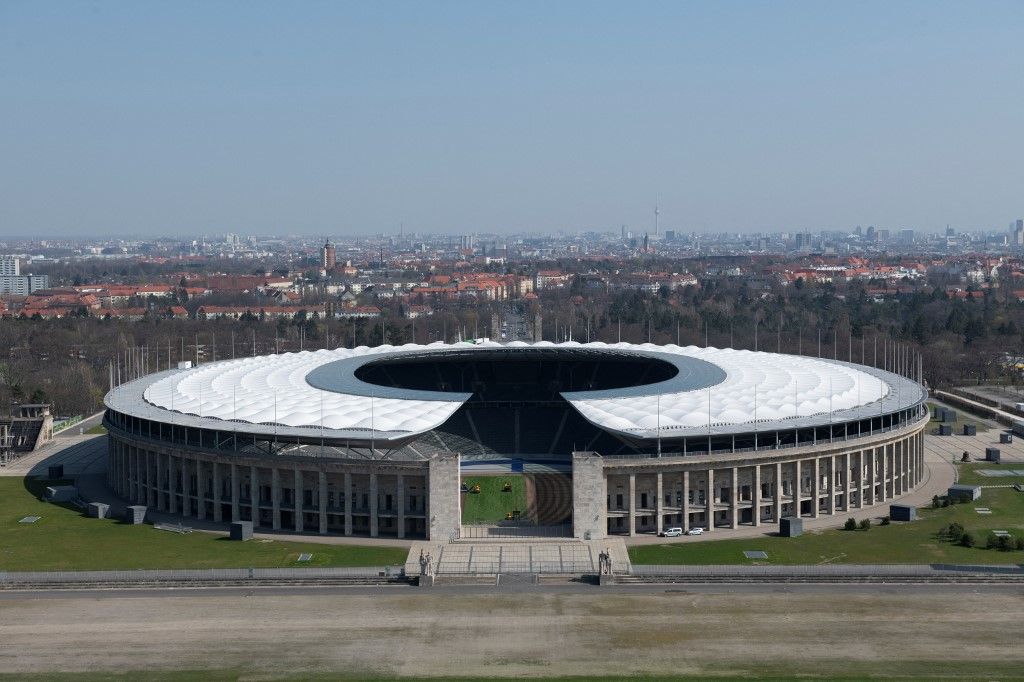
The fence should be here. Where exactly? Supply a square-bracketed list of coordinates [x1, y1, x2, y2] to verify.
[629, 563, 1024, 577]
[52, 415, 84, 434]
[0, 566, 407, 585]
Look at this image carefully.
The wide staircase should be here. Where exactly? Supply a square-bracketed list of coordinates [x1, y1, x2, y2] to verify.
[406, 537, 631, 583]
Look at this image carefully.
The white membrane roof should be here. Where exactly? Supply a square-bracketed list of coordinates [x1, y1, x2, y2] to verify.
[128, 341, 923, 439]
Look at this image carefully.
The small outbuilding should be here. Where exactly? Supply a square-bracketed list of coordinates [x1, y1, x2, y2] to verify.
[44, 485, 77, 502]
[230, 520, 254, 541]
[962, 424, 976, 436]
[1000, 432, 1013, 444]
[125, 505, 147, 524]
[87, 502, 110, 519]
[938, 424, 952, 436]
[889, 504, 917, 522]
[948, 484, 982, 502]
[779, 516, 803, 537]
[985, 447, 1001, 463]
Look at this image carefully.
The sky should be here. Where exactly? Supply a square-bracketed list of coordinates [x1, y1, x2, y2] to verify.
[1, 1, 1023, 238]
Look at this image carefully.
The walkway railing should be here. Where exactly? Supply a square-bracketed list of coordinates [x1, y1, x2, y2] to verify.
[0, 566, 407, 586]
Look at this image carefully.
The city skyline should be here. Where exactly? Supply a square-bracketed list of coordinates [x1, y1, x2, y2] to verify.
[2, 2, 1023, 237]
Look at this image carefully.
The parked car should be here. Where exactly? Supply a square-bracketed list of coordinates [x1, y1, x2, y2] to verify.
[661, 527, 683, 537]
[686, 527, 705, 535]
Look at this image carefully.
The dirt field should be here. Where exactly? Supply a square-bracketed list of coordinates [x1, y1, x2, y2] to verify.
[1, 588, 1023, 679]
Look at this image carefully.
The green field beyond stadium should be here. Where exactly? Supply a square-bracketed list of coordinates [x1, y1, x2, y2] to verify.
[630, 486, 1024, 565]
[0, 477, 406, 571]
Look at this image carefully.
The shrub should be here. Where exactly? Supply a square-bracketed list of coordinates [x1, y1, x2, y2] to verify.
[844, 518, 857, 531]
[947, 522, 965, 543]
[1015, 537, 1024, 551]
[961, 532, 976, 547]
[880, 517, 890, 526]
[859, 518, 871, 531]
[932, 495, 940, 509]
[986, 532, 1000, 549]
[997, 535, 1014, 552]
[942, 498, 950, 508]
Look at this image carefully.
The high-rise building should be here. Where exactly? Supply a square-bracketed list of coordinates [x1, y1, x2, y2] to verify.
[321, 240, 336, 271]
[1014, 219, 1024, 246]
[0, 274, 48, 295]
[0, 255, 19, 276]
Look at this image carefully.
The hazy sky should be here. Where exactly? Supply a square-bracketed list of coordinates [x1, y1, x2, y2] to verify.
[2, 1, 1023, 237]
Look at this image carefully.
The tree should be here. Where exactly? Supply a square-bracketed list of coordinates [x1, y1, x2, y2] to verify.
[960, 532, 976, 548]
[859, 518, 871, 530]
[946, 522, 965, 543]
[986, 532, 1000, 549]
[844, 518, 857, 531]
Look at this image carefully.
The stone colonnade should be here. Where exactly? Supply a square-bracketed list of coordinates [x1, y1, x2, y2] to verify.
[574, 421, 927, 539]
[106, 436, 437, 539]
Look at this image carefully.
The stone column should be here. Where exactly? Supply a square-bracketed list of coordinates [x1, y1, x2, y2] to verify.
[427, 453, 460, 541]
[881, 446, 889, 501]
[844, 452, 852, 511]
[369, 472, 379, 537]
[865, 450, 875, 506]
[681, 470, 690, 532]
[571, 452, 606, 540]
[773, 461, 782, 523]
[271, 467, 281, 530]
[794, 459, 802, 517]
[627, 474, 636, 537]
[168, 454, 178, 514]
[131, 448, 139, 502]
[230, 463, 240, 522]
[343, 471, 353, 536]
[157, 452, 167, 512]
[705, 468, 714, 531]
[827, 456, 836, 515]
[396, 473, 406, 539]
[811, 458, 820, 518]
[318, 470, 328, 535]
[729, 467, 738, 529]
[196, 459, 207, 521]
[752, 464, 761, 527]
[180, 455, 189, 517]
[655, 472, 664, 535]
[294, 467, 304, 533]
[143, 450, 152, 508]
[250, 465, 259, 527]
[212, 462, 222, 522]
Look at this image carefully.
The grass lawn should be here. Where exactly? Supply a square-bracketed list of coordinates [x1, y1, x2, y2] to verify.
[460, 475, 526, 524]
[926, 401, 992, 433]
[955, 461, 1024, 486]
[629, 487, 1024, 565]
[84, 424, 107, 434]
[0, 477, 406, 571]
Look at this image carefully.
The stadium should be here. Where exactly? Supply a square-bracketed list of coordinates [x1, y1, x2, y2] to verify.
[104, 341, 929, 540]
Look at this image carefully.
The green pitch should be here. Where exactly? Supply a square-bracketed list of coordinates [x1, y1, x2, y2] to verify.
[460, 475, 527, 525]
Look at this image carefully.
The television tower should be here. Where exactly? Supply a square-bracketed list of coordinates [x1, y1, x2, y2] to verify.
[654, 204, 660, 236]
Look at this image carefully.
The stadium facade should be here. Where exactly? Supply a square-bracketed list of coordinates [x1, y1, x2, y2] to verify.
[104, 341, 929, 540]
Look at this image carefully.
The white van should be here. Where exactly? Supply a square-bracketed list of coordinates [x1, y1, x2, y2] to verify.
[661, 527, 683, 537]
